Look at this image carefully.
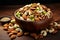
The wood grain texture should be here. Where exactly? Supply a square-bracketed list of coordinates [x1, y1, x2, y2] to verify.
[0, 3, 60, 40]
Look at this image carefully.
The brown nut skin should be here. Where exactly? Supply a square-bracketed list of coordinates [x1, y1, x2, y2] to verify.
[17, 32, 23, 37]
[10, 35, 16, 39]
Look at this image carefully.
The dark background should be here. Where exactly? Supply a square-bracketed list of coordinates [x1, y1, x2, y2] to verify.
[0, 0, 60, 5]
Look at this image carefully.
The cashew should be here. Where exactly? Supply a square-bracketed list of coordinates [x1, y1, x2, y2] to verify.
[48, 28, 55, 33]
[57, 24, 60, 26]
[54, 22, 58, 26]
[27, 18, 31, 21]
[9, 26, 14, 29]
[20, 17, 24, 20]
[41, 30, 47, 36]
[37, 3, 40, 5]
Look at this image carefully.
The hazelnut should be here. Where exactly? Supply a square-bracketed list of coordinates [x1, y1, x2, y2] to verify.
[17, 32, 23, 37]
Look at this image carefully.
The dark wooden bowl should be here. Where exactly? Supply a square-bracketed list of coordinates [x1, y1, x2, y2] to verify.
[14, 9, 53, 32]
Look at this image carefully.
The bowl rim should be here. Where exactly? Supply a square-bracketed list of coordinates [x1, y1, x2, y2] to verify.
[14, 9, 53, 23]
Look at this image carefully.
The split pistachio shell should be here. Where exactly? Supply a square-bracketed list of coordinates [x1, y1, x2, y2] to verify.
[13, 24, 19, 28]
[11, 19, 15, 23]
[15, 28, 21, 32]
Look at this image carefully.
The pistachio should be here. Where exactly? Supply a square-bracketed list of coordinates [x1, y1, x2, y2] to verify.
[13, 24, 19, 28]
[11, 19, 15, 23]
[15, 28, 21, 32]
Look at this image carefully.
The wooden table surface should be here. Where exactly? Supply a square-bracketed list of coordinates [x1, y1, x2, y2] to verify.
[0, 3, 60, 40]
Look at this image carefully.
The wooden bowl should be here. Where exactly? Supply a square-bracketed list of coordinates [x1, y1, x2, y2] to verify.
[14, 9, 53, 32]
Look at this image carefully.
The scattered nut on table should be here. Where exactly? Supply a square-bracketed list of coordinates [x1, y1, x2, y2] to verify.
[41, 30, 47, 36]
[3, 23, 9, 27]
[11, 30, 17, 34]
[10, 34, 16, 39]
[3, 26, 8, 30]
[24, 32, 29, 35]
[9, 32, 13, 37]
[48, 28, 55, 33]
[17, 32, 23, 37]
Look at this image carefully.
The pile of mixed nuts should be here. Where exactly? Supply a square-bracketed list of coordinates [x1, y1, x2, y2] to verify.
[2, 17, 60, 40]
